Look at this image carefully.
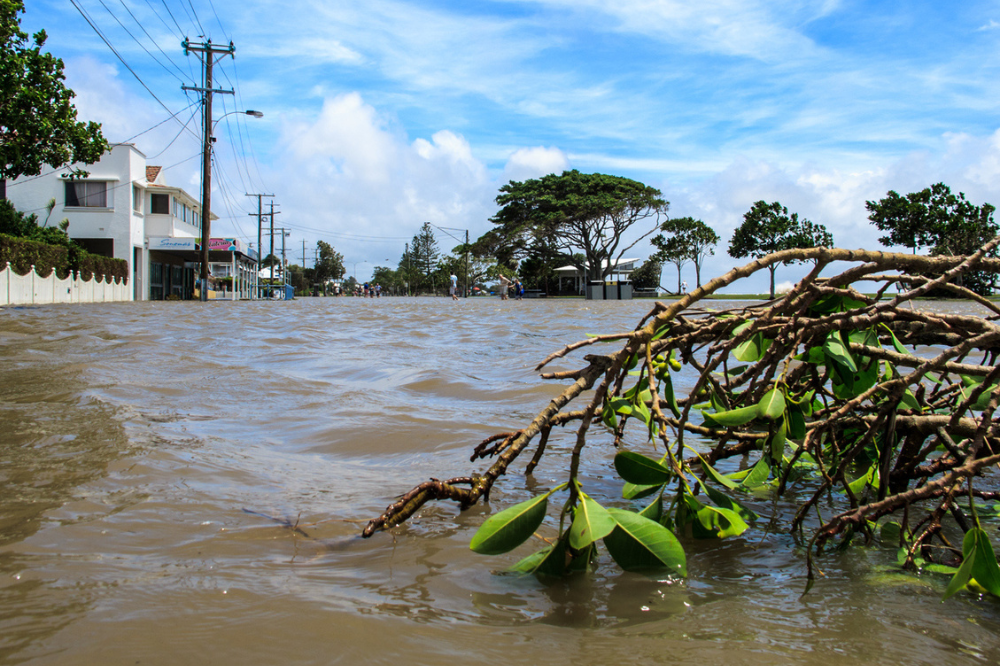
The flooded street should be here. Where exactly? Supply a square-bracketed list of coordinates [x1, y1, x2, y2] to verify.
[1, 296, 999, 665]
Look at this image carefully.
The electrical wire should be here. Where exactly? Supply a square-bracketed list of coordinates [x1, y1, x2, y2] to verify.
[221, 61, 269, 192]
[70, 0, 197, 141]
[94, 0, 185, 85]
[158, 0, 186, 37]
[147, 104, 201, 159]
[113, 0, 190, 82]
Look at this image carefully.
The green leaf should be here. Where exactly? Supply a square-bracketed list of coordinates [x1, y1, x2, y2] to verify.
[614, 451, 673, 485]
[881, 323, 908, 354]
[623, 481, 663, 500]
[695, 453, 740, 490]
[847, 464, 877, 497]
[639, 493, 662, 522]
[603, 508, 687, 574]
[703, 483, 759, 522]
[767, 416, 788, 462]
[824, 330, 858, 373]
[879, 521, 901, 545]
[702, 404, 761, 428]
[470, 494, 549, 555]
[601, 401, 619, 430]
[608, 398, 633, 417]
[506, 545, 553, 574]
[968, 527, 1000, 597]
[661, 372, 681, 418]
[759, 388, 786, 420]
[793, 346, 827, 364]
[534, 535, 569, 577]
[568, 542, 595, 572]
[650, 325, 671, 342]
[733, 332, 770, 362]
[787, 405, 806, 440]
[570, 494, 617, 550]
[633, 398, 656, 438]
[900, 389, 920, 412]
[742, 456, 771, 488]
[682, 493, 749, 539]
[943, 544, 977, 600]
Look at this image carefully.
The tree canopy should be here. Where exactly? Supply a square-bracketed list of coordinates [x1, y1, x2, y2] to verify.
[481, 170, 668, 283]
[628, 257, 661, 291]
[728, 201, 833, 298]
[410, 222, 440, 285]
[314, 240, 345, 286]
[652, 216, 719, 290]
[1, 1, 108, 180]
[867, 183, 998, 295]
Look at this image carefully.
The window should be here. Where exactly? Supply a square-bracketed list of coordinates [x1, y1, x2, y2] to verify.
[132, 185, 142, 213]
[150, 193, 169, 214]
[65, 181, 108, 207]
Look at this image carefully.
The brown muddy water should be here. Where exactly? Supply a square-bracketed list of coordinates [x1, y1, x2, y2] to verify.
[1, 296, 999, 665]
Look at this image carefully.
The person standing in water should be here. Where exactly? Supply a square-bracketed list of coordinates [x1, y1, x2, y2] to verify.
[498, 274, 511, 300]
[450, 274, 459, 300]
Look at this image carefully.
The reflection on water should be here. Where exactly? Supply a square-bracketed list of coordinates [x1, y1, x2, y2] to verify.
[0, 297, 998, 665]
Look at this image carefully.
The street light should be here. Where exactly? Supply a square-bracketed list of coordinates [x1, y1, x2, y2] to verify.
[198, 109, 264, 300]
[213, 109, 264, 129]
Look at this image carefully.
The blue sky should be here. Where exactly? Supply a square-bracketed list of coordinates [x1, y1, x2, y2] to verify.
[19, 0, 1000, 290]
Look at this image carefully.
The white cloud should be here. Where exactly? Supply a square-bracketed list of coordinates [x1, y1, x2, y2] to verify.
[501, 147, 570, 182]
[272, 93, 495, 271]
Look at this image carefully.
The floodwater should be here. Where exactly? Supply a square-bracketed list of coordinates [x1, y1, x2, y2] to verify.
[0, 296, 999, 665]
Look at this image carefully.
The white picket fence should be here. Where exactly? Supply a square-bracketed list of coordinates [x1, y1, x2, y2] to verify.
[0, 262, 130, 306]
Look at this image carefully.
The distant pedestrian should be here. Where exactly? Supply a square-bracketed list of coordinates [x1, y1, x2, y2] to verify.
[681, 280, 688, 293]
[450, 274, 459, 300]
[498, 274, 511, 300]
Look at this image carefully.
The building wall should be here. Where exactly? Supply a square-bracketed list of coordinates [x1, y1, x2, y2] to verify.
[6, 143, 146, 300]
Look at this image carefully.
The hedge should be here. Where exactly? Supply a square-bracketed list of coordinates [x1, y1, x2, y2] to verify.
[0, 234, 70, 277]
[0, 233, 128, 282]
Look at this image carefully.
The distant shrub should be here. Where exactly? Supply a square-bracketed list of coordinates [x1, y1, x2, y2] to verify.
[0, 200, 128, 282]
[0, 233, 69, 276]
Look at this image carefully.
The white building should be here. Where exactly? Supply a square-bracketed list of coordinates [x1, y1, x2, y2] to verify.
[553, 258, 639, 295]
[4, 143, 257, 300]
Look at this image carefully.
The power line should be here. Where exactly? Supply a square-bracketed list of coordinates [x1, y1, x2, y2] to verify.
[147, 104, 200, 159]
[143, 0, 182, 39]
[181, 0, 205, 37]
[113, 0, 190, 81]
[70, 0, 193, 138]
[217, 63, 267, 192]
[206, 0, 229, 41]
[94, 0, 185, 84]
[158, 0, 186, 37]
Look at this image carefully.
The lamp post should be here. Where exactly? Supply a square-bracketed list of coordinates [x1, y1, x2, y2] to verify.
[198, 109, 263, 301]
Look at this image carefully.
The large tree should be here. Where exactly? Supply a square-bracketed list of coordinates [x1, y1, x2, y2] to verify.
[651, 216, 719, 289]
[1, 1, 108, 180]
[728, 201, 833, 299]
[409, 222, 440, 289]
[314, 240, 345, 288]
[867, 183, 998, 295]
[482, 170, 667, 284]
[628, 258, 662, 292]
[651, 229, 689, 294]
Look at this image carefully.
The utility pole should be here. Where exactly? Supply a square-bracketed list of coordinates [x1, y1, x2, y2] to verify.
[405, 242, 410, 297]
[302, 239, 306, 267]
[465, 229, 470, 298]
[247, 193, 273, 299]
[182, 39, 235, 301]
[267, 202, 281, 295]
